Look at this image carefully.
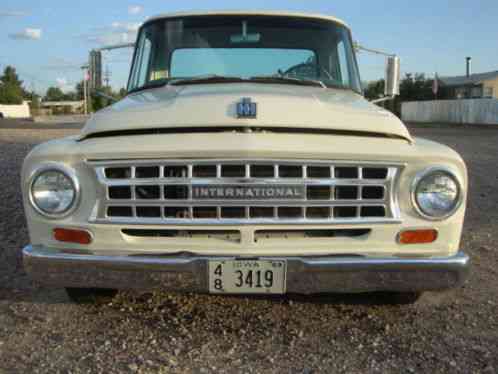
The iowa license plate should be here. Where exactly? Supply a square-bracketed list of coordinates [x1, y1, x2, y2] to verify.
[209, 260, 286, 294]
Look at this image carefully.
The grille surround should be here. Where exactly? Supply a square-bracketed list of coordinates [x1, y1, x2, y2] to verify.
[89, 160, 402, 225]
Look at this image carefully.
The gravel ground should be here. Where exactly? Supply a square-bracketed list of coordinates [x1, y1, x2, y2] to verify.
[0, 119, 497, 373]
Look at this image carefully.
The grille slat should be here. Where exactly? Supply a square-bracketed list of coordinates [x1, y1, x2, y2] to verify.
[92, 160, 400, 224]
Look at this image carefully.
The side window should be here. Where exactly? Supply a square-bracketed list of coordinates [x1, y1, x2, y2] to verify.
[137, 37, 152, 85]
[129, 32, 153, 90]
[336, 40, 350, 86]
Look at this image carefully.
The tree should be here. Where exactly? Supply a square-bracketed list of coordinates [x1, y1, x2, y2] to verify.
[0, 66, 24, 104]
[0, 84, 24, 104]
[363, 72, 455, 116]
[30, 94, 41, 109]
[44, 86, 65, 101]
[91, 85, 113, 111]
[1, 66, 23, 87]
[364, 79, 385, 100]
[118, 88, 127, 99]
[75, 81, 85, 101]
[62, 91, 78, 101]
[91, 86, 127, 111]
[366, 73, 442, 104]
[398, 73, 441, 102]
[29, 94, 41, 116]
[73, 80, 92, 112]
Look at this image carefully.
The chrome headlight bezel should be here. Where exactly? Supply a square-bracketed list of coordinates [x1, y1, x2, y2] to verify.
[411, 167, 463, 221]
[28, 164, 80, 219]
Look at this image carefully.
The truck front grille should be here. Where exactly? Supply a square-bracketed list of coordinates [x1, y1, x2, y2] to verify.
[89, 160, 402, 225]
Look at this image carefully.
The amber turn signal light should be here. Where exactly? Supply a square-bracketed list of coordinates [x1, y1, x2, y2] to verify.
[398, 229, 438, 244]
[53, 228, 92, 245]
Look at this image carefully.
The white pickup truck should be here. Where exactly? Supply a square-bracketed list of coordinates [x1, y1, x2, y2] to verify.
[22, 11, 468, 304]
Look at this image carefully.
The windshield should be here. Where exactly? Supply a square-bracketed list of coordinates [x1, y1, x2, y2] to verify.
[128, 15, 362, 92]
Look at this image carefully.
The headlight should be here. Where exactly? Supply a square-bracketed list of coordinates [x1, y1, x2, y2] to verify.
[30, 166, 78, 217]
[413, 168, 461, 220]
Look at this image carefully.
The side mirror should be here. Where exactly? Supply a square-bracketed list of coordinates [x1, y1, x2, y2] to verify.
[385, 56, 400, 97]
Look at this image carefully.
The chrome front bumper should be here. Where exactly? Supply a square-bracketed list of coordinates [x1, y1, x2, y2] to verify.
[22, 245, 470, 294]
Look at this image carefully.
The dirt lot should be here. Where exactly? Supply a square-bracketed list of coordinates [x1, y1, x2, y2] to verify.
[0, 119, 497, 373]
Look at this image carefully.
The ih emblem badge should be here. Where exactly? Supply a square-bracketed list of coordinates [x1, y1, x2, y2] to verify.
[236, 97, 257, 118]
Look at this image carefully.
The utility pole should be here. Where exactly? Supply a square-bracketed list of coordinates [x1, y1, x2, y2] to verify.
[433, 72, 439, 101]
[30, 79, 36, 98]
[81, 65, 89, 115]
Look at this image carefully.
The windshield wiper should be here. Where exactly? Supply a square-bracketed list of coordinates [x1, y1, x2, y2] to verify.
[249, 75, 327, 88]
[128, 75, 247, 93]
[168, 75, 246, 86]
[130, 74, 347, 94]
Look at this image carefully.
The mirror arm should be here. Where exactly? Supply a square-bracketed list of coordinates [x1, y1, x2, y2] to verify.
[371, 96, 396, 104]
[354, 42, 396, 57]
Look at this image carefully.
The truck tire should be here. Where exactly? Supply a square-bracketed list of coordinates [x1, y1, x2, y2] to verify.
[0, 112, 4, 118]
[65, 288, 118, 304]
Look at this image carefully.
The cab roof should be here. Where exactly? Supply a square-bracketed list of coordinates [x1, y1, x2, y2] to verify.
[145, 10, 349, 29]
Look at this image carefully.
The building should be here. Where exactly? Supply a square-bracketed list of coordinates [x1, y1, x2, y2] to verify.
[439, 70, 498, 99]
[0, 101, 31, 118]
[40, 100, 85, 115]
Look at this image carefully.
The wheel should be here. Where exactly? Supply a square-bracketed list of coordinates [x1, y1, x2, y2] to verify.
[66, 288, 118, 304]
[0, 112, 4, 118]
[387, 292, 423, 305]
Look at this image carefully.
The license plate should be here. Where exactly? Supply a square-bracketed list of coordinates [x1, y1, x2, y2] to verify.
[209, 260, 286, 294]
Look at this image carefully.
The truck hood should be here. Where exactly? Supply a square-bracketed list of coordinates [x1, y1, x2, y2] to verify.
[79, 83, 412, 142]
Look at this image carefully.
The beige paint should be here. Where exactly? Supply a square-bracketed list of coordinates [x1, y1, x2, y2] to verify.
[21, 11, 467, 260]
[146, 10, 350, 29]
[81, 85, 412, 142]
[22, 130, 467, 258]
[482, 76, 498, 98]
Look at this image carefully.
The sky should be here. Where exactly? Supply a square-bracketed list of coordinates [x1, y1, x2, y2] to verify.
[0, 0, 497, 94]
